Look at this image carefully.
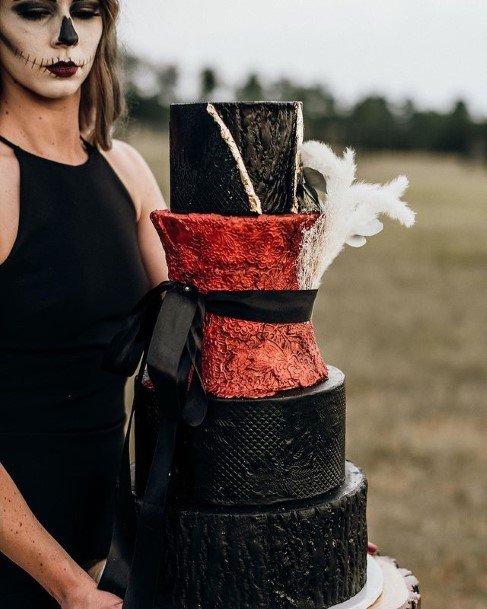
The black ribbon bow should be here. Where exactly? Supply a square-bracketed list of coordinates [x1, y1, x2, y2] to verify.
[97, 280, 318, 608]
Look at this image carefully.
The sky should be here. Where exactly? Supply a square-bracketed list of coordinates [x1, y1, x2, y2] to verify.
[118, 0, 487, 117]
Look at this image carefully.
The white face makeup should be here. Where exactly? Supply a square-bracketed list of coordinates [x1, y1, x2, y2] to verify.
[0, 0, 103, 99]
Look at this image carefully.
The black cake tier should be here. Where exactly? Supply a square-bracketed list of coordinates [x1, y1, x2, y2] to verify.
[170, 101, 303, 215]
[133, 368, 368, 607]
[135, 367, 346, 505]
[155, 461, 367, 609]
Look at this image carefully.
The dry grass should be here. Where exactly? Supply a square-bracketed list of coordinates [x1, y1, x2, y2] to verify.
[126, 127, 487, 609]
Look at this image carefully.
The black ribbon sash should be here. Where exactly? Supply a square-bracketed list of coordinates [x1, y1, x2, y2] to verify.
[97, 280, 318, 608]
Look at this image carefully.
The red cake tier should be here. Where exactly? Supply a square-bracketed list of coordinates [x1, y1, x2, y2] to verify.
[151, 211, 328, 398]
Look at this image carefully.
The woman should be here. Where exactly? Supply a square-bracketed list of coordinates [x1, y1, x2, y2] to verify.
[0, 1, 168, 607]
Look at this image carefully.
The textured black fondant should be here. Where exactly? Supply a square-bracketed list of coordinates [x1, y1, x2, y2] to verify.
[170, 102, 301, 214]
[155, 461, 368, 609]
[135, 367, 346, 504]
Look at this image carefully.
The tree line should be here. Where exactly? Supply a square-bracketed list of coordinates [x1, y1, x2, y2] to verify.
[122, 53, 487, 159]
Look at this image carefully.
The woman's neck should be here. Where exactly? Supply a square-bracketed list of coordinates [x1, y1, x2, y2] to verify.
[0, 81, 86, 162]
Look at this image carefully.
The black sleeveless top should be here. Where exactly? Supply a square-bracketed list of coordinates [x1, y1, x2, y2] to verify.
[0, 134, 150, 433]
[0, 134, 151, 606]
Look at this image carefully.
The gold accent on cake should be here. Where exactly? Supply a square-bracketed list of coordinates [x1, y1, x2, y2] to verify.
[206, 103, 263, 214]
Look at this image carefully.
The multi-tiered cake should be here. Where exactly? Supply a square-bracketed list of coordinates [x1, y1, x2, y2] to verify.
[99, 102, 419, 609]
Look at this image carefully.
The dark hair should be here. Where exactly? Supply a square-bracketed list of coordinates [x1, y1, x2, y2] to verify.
[79, 0, 127, 150]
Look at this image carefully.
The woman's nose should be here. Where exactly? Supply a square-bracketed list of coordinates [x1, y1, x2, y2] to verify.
[56, 16, 79, 47]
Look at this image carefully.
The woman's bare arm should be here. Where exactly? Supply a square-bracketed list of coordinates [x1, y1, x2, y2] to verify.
[137, 182, 169, 286]
[128, 143, 169, 286]
[98, 139, 169, 287]
[0, 463, 122, 608]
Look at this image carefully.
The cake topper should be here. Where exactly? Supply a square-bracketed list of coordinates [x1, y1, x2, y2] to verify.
[298, 140, 415, 288]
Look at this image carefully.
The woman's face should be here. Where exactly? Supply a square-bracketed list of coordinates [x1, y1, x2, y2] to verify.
[0, 0, 103, 99]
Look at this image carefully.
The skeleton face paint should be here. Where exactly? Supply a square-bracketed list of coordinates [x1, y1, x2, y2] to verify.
[58, 15, 79, 46]
[0, 0, 103, 99]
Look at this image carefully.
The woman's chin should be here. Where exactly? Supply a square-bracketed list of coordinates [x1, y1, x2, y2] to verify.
[23, 77, 85, 101]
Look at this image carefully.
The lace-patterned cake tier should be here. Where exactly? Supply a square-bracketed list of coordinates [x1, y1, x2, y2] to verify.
[151, 211, 328, 398]
[135, 367, 346, 505]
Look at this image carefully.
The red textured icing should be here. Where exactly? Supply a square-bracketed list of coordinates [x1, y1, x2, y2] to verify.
[150, 211, 328, 398]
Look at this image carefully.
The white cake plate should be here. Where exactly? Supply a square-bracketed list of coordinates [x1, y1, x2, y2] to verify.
[328, 555, 384, 609]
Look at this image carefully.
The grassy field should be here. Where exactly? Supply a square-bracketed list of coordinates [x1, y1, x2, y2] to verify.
[124, 127, 487, 609]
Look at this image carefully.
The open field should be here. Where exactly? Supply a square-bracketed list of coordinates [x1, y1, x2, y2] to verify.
[125, 127, 487, 609]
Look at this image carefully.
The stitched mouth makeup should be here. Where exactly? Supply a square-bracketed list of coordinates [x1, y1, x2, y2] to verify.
[10, 43, 95, 76]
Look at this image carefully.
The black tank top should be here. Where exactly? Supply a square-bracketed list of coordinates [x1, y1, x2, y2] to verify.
[0, 134, 150, 433]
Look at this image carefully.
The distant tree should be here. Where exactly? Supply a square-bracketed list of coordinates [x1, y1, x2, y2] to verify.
[126, 93, 167, 126]
[266, 78, 339, 142]
[393, 99, 416, 149]
[438, 100, 472, 154]
[120, 52, 485, 157]
[347, 96, 397, 150]
[121, 53, 140, 82]
[267, 77, 296, 103]
[120, 53, 179, 126]
[236, 73, 265, 101]
[400, 99, 416, 121]
[473, 120, 487, 162]
[199, 67, 219, 101]
[156, 64, 179, 106]
[408, 109, 445, 151]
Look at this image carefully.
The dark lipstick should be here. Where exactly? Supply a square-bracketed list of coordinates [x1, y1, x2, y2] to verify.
[47, 61, 79, 77]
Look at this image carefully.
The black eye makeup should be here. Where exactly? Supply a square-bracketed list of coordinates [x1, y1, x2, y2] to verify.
[12, 1, 101, 22]
[71, 2, 101, 19]
[13, 2, 54, 21]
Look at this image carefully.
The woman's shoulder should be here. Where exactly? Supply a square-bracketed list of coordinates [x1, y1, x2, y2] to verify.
[0, 140, 20, 204]
[97, 138, 165, 222]
[0, 142, 20, 266]
[0, 138, 18, 169]
[100, 137, 148, 171]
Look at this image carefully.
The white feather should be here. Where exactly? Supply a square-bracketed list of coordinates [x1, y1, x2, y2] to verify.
[297, 140, 416, 288]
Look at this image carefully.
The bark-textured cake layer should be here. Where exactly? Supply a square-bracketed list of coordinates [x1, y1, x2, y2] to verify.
[157, 461, 368, 609]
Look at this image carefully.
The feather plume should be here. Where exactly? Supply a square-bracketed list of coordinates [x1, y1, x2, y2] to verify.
[297, 140, 415, 289]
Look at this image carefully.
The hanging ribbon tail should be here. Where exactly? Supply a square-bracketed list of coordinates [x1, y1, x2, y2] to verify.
[99, 283, 209, 609]
[97, 400, 137, 598]
[118, 286, 208, 609]
[102, 280, 176, 376]
[97, 280, 177, 598]
[119, 418, 178, 609]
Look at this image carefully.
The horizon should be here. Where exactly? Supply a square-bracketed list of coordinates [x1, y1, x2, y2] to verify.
[119, 0, 487, 119]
